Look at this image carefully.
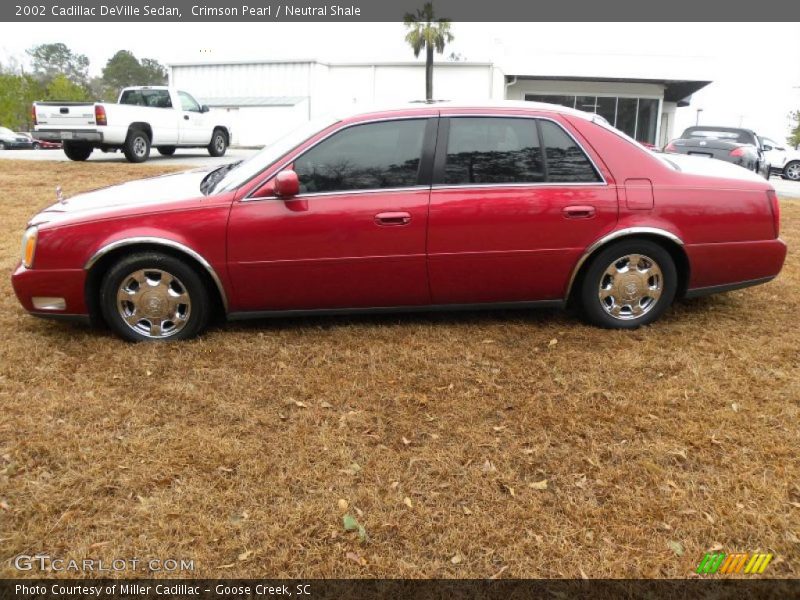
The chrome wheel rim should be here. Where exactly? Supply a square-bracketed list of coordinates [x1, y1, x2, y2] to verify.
[116, 269, 191, 338]
[133, 136, 147, 157]
[214, 134, 225, 152]
[598, 254, 663, 320]
[786, 163, 800, 181]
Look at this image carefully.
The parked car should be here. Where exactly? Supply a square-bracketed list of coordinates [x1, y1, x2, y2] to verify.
[12, 101, 786, 341]
[32, 86, 232, 163]
[664, 126, 769, 178]
[759, 136, 800, 181]
[0, 127, 35, 150]
[15, 132, 62, 150]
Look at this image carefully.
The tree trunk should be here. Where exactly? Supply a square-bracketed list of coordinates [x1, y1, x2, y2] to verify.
[425, 44, 434, 100]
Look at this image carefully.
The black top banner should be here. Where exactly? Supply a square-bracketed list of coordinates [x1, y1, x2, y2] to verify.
[3, 0, 800, 21]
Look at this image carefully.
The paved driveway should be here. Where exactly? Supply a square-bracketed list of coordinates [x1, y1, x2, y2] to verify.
[0, 147, 259, 167]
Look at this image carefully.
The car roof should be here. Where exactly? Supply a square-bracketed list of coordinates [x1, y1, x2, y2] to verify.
[338, 99, 598, 122]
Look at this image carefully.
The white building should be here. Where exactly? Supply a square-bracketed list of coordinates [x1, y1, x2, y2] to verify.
[168, 56, 711, 148]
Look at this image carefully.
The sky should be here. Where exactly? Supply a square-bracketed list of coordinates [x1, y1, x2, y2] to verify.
[1, 22, 799, 141]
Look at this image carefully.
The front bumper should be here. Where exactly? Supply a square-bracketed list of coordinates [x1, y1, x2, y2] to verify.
[34, 129, 104, 143]
[11, 263, 89, 318]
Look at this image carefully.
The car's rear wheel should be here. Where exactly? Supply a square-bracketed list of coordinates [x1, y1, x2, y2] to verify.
[100, 252, 210, 342]
[783, 160, 800, 181]
[579, 240, 677, 329]
[123, 129, 151, 163]
[32, 142, 41, 150]
[157, 146, 176, 156]
[63, 142, 92, 161]
[207, 128, 227, 157]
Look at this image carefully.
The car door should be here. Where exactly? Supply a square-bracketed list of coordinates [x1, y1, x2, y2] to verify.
[226, 117, 436, 312]
[177, 91, 209, 145]
[427, 115, 618, 304]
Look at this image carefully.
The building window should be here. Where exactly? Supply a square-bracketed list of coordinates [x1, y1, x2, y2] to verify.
[524, 93, 659, 145]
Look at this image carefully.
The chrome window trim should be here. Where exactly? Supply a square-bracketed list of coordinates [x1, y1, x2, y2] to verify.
[564, 227, 685, 298]
[83, 237, 229, 312]
[438, 114, 608, 186]
[243, 115, 437, 202]
[431, 182, 604, 191]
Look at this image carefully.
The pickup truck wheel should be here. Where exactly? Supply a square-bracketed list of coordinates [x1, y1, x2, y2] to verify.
[157, 146, 176, 156]
[207, 129, 227, 157]
[63, 142, 92, 161]
[123, 129, 151, 163]
[100, 252, 210, 342]
[784, 161, 800, 181]
[579, 240, 677, 329]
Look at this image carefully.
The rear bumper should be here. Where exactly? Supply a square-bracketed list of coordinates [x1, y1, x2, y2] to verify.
[11, 264, 88, 316]
[34, 129, 104, 143]
[685, 238, 787, 294]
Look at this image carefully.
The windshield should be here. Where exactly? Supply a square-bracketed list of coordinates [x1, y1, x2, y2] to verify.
[211, 116, 340, 194]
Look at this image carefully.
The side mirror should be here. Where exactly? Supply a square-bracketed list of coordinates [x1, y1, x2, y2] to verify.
[200, 104, 210, 113]
[274, 169, 300, 198]
[763, 144, 773, 151]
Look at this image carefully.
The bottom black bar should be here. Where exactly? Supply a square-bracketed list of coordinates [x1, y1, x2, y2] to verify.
[1, 579, 799, 600]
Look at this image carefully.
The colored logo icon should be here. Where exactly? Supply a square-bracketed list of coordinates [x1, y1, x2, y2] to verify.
[697, 552, 773, 574]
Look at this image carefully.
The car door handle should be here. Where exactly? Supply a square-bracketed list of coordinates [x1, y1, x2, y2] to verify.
[183, 115, 189, 120]
[563, 205, 596, 219]
[374, 212, 412, 226]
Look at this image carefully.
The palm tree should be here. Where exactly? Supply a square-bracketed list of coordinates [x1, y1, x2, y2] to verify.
[403, 3, 454, 101]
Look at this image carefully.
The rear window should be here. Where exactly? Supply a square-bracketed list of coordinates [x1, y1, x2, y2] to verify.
[119, 89, 172, 109]
[682, 128, 751, 144]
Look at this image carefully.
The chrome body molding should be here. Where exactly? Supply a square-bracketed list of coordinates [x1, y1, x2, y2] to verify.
[83, 237, 228, 312]
[565, 227, 685, 299]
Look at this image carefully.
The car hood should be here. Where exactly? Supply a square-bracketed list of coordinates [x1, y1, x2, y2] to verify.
[658, 153, 768, 185]
[29, 167, 215, 226]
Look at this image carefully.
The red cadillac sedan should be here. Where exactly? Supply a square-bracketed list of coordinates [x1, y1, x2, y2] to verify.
[12, 102, 787, 341]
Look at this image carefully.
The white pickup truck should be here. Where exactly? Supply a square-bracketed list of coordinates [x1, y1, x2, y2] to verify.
[32, 86, 232, 163]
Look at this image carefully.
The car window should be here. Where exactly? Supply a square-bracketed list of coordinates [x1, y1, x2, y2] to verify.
[119, 89, 172, 108]
[293, 119, 426, 194]
[178, 91, 201, 113]
[539, 120, 602, 183]
[443, 117, 545, 185]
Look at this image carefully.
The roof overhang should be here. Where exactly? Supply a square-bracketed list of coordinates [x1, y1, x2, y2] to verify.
[507, 75, 711, 107]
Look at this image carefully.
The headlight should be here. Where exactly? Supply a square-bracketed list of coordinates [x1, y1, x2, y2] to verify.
[21, 226, 37, 268]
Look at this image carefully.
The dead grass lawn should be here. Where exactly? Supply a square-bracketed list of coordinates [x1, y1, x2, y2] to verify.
[0, 160, 798, 578]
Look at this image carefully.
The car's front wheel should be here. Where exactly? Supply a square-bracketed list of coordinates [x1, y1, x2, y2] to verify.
[579, 239, 677, 329]
[100, 252, 210, 342]
[207, 129, 228, 157]
[783, 160, 800, 181]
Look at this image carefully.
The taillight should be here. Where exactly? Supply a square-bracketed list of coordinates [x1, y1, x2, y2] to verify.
[664, 142, 677, 152]
[95, 105, 107, 126]
[729, 147, 746, 157]
[31, 103, 37, 126]
[767, 189, 780, 237]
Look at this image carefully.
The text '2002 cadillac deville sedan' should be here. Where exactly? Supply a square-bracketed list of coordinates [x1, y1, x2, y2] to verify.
[12, 101, 787, 341]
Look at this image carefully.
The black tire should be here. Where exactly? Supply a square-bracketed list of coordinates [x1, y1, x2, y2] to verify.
[99, 252, 210, 342]
[207, 128, 227, 157]
[783, 160, 800, 182]
[123, 128, 151, 163]
[157, 146, 176, 156]
[578, 239, 677, 329]
[63, 142, 93, 161]
[32, 142, 41, 150]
